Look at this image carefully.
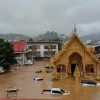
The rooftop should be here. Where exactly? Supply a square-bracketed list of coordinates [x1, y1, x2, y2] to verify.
[10, 40, 26, 52]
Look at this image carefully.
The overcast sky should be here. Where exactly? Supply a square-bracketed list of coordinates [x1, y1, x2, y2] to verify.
[0, 0, 100, 37]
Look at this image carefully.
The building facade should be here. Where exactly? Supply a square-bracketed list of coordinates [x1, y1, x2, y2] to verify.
[27, 41, 58, 60]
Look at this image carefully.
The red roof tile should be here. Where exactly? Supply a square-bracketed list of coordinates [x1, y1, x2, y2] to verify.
[10, 40, 26, 52]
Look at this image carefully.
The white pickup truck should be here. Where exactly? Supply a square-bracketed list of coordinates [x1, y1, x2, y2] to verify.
[7, 89, 19, 97]
[42, 88, 70, 95]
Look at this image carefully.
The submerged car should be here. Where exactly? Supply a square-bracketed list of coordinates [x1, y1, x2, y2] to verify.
[80, 80, 100, 86]
[34, 78, 43, 81]
[7, 89, 19, 97]
[36, 70, 42, 73]
[10, 67, 20, 72]
[42, 88, 70, 95]
[35, 70, 51, 73]
[14, 67, 20, 70]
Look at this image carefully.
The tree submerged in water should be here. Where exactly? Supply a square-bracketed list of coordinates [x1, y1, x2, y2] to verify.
[0, 38, 17, 70]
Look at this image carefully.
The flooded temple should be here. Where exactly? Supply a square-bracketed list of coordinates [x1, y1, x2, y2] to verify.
[50, 25, 100, 78]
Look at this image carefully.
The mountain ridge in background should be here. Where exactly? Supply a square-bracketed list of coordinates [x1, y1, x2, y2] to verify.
[0, 33, 30, 41]
[0, 32, 100, 42]
[33, 31, 69, 41]
[80, 33, 100, 42]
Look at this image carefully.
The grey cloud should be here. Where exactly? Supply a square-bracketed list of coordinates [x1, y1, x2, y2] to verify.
[0, 0, 100, 37]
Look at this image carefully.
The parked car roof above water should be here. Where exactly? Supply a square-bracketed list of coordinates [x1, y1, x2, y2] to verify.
[80, 80, 100, 86]
[34, 78, 43, 81]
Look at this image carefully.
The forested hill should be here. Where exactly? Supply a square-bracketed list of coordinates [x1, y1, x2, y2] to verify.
[33, 31, 59, 41]
[80, 33, 100, 42]
[33, 31, 69, 41]
[0, 33, 30, 41]
[0, 32, 100, 42]
[33, 32, 100, 42]
[0, 32, 69, 42]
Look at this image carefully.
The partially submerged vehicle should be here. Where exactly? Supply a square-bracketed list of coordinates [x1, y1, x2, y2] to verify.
[36, 70, 42, 73]
[10, 67, 20, 72]
[14, 67, 20, 70]
[7, 89, 18, 92]
[25, 60, 33, 65]
[42, 88, 70, 95]
[80, 80, 100, 86]
[34, 78, 43, 81]
[7, 89, 18, 97]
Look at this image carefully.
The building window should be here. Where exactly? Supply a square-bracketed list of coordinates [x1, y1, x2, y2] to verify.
[52, 45, 56, 49]
[16, 53, 21, 57]
[57, 64, 66, 73]
[44, 45, 53, 49]
[33, 51, 36, 56]
[44, 52, 49, 56]
[52, 51, 56, 55]
[32, 45, 40, 50]
[44, 46, 48, 49]
[37, 45, 40, 49]
[48, 45, 52, 49]
[85, 64, 95, 73]
[28, 46, 32, 49]
[36, 51, 40, 57]
[32, 45, 37, 50]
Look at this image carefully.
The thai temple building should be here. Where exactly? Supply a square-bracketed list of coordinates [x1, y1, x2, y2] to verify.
[50, 25, 100, 78]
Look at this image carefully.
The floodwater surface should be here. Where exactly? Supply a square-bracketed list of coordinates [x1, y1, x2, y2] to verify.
[0, 61, 100, 100]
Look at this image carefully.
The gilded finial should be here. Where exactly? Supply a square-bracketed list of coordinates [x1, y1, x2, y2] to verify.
[72, 30, 73, 33]
[74, 25, 76, 33]
[73, 65, 80, 83]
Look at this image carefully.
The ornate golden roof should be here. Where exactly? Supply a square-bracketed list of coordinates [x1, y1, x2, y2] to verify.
[50, 25, 100, 64]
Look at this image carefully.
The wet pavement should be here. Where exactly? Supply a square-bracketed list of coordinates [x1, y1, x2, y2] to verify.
[0, 61, 100, 100]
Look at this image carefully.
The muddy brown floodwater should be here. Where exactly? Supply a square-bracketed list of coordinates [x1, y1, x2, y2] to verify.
[0, 61, 100, 100]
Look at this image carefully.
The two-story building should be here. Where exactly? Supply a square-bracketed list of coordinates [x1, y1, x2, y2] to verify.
[27, 41, 58, 60]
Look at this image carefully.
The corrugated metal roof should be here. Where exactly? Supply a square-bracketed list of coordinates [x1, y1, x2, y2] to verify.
[10, 40, 26, 52]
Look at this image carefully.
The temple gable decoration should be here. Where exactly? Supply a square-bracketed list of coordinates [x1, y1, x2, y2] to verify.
[50, 25, 100, 76]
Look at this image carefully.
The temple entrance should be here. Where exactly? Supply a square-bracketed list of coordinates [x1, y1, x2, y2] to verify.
[71, 64, 78, 74]
[68, 52, 83, 75]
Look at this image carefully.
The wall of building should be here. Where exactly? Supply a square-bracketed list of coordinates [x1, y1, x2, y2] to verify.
[27, 41, 58, 58]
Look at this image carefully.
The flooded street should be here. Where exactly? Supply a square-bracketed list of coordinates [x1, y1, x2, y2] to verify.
[0, 61, 100, 100]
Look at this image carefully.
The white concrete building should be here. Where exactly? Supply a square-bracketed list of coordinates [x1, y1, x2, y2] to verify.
[27, 41, 58, 60]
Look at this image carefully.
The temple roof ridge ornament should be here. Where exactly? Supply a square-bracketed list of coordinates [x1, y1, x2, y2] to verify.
[50, 25, 100, 65]
[74, 25, 76, 33]
[72, 30, 73, 33]
[71, 25, 77, 37]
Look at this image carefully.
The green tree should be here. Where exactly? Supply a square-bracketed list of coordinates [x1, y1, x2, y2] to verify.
[28, 38, 33, 41]
[0, 38, 17, 70]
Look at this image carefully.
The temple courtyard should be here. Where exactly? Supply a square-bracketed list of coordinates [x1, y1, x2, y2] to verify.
[0, 61, 100, 100]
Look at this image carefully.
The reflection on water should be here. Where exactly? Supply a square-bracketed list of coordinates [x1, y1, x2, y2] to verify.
[41, 81, 47, 90]
[0, 61, 100, 100]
